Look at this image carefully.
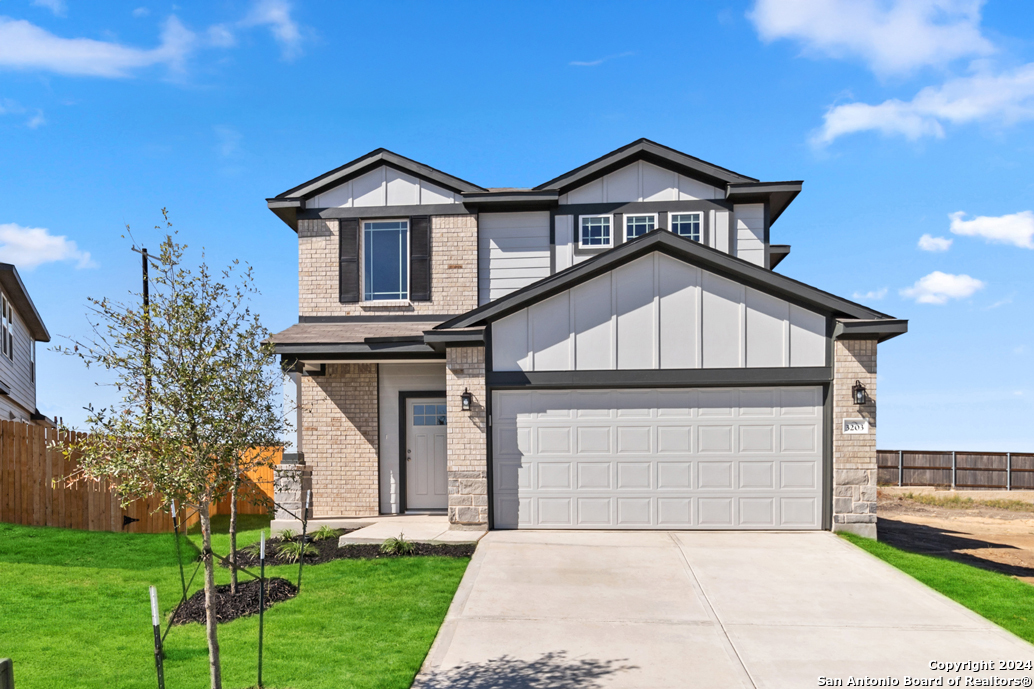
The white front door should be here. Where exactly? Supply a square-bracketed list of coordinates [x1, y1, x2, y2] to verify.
[406, 398, 448, 510]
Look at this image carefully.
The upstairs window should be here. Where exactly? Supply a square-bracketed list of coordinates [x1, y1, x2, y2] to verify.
[625, 214, 656, 241]
[579, 215, 612, 248]
[672, 213, 702, 242]
[0, 295, 11, 361]
[363, 220, 408, 301]
[30, 340, 35, 382]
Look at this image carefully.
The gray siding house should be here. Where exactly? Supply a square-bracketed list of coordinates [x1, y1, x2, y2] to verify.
[267, 140, 906, 537]
[0, 264, 51, 424]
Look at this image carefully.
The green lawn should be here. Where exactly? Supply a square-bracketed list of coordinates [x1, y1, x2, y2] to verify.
[841, 532, 1034, 643]
[0, 518, 469, 689]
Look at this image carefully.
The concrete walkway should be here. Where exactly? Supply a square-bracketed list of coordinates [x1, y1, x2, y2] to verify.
[414, 531, 1034, 688]
[270, 513, 486, 545]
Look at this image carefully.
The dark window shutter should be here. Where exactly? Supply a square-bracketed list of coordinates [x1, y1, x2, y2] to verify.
[409, 216, 431, 302]
[339, 218, 360, 303]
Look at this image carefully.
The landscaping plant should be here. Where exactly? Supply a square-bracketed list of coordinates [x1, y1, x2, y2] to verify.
[276, 529, 297, 541]
[380, 534, 417, 557]
[276, 540, 317, 563]
[310, 525, 338, 542]
[56, 215, 288, 689]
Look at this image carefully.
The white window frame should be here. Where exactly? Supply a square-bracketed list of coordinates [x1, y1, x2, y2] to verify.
[360, 218, 410, 304]
[671, 212, 703, 243]
[30, 339, 35, 382]
[0, 294, 10, 361]
[578, 214, 613, 249]
[623, 213, 658, 242]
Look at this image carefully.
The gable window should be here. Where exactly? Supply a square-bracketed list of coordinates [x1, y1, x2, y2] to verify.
[30, 340, 35, 382]
[625, 214, 656, 241]
[672, 213, 702, 242]
[579, 215, 612, 248]
[0, 295, 11, 361]
[363, 220, 409, 301]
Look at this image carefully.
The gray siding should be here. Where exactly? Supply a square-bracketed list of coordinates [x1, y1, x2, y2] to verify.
[0, 298, 36, 418]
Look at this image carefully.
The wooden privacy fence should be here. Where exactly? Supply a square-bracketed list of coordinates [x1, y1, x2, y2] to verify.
[877, 450, 1034, 490]
[0, 420, 279, 534]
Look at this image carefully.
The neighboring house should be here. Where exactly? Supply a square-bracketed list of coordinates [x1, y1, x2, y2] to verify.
[0, 264, 51, 425]
[267, 139, 906, 537]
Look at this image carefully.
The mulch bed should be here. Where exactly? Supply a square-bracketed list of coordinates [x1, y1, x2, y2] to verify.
[225, 529, 476, 568]
[170, 577, 297, 625]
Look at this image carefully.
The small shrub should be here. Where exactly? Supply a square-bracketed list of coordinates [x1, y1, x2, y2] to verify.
[243, 541, 263, 559]
[276, 529, 297, 541]
[276, 540, 317, 563]
[311, 525, 339, 542]
[380, 533, 416, 557]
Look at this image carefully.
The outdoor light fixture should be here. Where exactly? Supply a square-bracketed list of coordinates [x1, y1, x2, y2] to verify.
[852, 381, 867, 405]
[460, 388, 473, 411]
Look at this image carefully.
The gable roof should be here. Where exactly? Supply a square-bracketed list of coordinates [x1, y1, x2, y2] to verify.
[0, 264, 49, 341]
[436, 230, 895, 330]
[533, 138, 758, 194]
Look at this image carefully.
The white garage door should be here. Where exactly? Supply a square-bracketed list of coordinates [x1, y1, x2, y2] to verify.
[492, 387, 824, 529]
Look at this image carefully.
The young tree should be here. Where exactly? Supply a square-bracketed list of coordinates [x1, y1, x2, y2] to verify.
[58, 219, 286, 689]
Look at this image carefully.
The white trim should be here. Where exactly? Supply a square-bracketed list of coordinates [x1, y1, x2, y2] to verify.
[623, 212, 658, 242]
[578, 214, 614, 249]
[361, 218, 410, 302]
[670, 211, 703, 243]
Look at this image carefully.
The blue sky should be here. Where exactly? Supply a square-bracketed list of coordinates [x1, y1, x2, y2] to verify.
[0, 0, 1032, 450]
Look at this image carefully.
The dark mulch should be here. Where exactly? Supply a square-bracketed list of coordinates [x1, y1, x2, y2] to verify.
[225, 529, 476, 568]
[170, 577, 297, 625]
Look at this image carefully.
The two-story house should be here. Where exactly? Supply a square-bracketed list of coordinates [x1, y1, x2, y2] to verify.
[0, 264, 51, 424]
[267, 139, 906, 537]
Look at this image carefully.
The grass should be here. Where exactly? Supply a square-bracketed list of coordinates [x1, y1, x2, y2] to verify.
[0, 516, 469, 689]
[893, 492, 1034, 512]
[841, 532, 1034, 643]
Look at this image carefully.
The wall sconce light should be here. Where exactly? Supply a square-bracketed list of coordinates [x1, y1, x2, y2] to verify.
[460, 388, 473, 411]
[852, 381, 867, 405]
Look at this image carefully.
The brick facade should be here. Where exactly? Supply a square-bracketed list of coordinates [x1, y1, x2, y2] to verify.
[297, 215, 478, 317]
[300, 364, 379, 517]
[445, 346, 488, 527]
[831, 338, 878, 538]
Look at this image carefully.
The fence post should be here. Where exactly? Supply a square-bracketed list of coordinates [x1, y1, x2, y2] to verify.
[951, 451, 957, 490]
[898, 450, 903, 487]
[1007, 453, 1012, 491]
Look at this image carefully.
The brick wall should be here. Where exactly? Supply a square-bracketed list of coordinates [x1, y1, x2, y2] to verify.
[298, 215, 478, 317]
[832, 338, 878, 538]
[445, 346, 488, 527]
[300, 364, 379, 517]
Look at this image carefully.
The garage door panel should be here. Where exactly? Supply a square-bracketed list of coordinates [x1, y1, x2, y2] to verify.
[493, 387, 823, 530]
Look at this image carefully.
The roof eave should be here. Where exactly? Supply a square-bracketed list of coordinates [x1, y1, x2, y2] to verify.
[0, 265, 49, 341]
[726, 181, 803, 225]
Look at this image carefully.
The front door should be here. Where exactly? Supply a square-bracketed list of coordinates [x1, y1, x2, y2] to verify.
[406, 398, 448, 510]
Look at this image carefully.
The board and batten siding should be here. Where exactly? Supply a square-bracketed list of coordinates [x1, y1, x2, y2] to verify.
[492, 253, 826, 372]
[0, 303, 36, 420]
[478, 212, 551, 305]
[305, 165, 461, 208]
[733, 204, 765, 267]
[558, 161, 723, 204]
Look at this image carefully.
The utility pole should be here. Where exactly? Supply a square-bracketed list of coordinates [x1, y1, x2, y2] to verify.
[131, 247, 152, 419]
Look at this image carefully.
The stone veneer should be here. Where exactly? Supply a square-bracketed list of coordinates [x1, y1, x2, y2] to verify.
[832, 337, 878, 538]
[445, 346, 488, 527]
[300, 363, 379, 517]
[297, 215, 478, 317]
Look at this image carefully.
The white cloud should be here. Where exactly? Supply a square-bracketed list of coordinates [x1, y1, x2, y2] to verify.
[0, 98, 45, 128]
[132, 7, 150, 18]
[0, 223, 95, 270]
[241, 0, 301, 59]
[206, 24, 235, 48]
[26, 110, 45, 129]
[813, 63, 1034, 145]
[949, 210, 1034, 249]
[900, 270, 984, 304]
[0, 15, 196, 78]
[570, 51, 634, 67]
[918, 234, 953, 251]
[853, 287, 888, 301]
[749, 0, 993, 77]
[214, 125, 242, 157]
[32, 0, 67, 17]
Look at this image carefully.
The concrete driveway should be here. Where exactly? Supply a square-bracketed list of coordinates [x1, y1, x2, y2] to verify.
[414, 530, 1034, 688]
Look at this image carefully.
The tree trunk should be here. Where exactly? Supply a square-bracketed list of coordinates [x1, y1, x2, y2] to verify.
[229, 479, 238, 595]
[199, 499, 223, 689]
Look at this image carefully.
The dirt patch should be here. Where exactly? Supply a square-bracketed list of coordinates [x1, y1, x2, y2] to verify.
[226, 531, 476, 568]
[878, 492, 1034, 584]
[170, 577, 297, 625]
